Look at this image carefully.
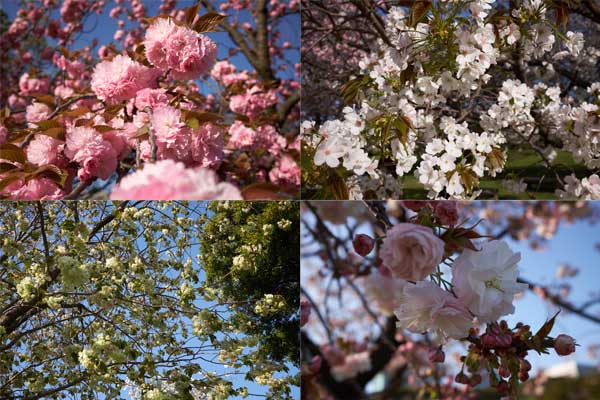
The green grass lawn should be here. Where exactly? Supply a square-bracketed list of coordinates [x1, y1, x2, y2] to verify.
[401, 149, 588, 200]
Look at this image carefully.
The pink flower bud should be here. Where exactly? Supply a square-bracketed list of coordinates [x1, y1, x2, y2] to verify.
[554, 334, 576, 356]
[498, 365, 510, 378]
[300, 299, 310, 327]
[455, 372, 469, 385]
[428, 347, 445, 363]
[496, 380, 509, 393]
[353, 234, 375, 257]
[434, 202, 458, 226]
[309, 355, 322, 374]
[519, 358, 531, 372]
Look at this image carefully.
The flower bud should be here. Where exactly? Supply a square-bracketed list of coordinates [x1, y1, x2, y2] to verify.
[300, 299, 310, 327]
[554, 334, 576, 356]
[309, 355, 322, 374]
[428, 347, 445, 363]
[519, 358, 531, 372]
[469, 374, 482, 386]
[498, 365, 511, 378]
[481, 333, 496, 348]
[455, 371, 469, 385]
[519, 371, 529, 382]
[496, 380, 509, 393]
[352, 234, 375, 257]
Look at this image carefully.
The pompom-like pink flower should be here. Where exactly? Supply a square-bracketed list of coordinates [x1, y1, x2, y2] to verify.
[134, 88, 169, 110]
[65, 126, 118, 181]
[257, 124, 287, 155]
[268, 155, 300, 189]
[2, 177, 64, 200]
[554, 334, 576, 356]
[25, 102, 52, 125]
[229, 86, 278, 120]
[19, 73, 49, 95]
[110, 159, 242, 200]
[380, 223, 445, 281]
[228, 120, 259, 150]
[192, 123, 224, 168]
[26, 135, 64, 166]
[144, 18, 217, 80]
[151, 106, 188, 145]
[91, 55, 159, 103]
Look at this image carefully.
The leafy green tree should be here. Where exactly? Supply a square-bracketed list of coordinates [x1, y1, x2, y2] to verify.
[200, 202, 300, 368]
[0, 201, 298, 400]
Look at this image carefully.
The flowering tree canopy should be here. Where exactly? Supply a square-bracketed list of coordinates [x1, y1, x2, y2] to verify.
[301, 200, 600, 399]
[0, 0, 300, 200]
[0, 201, 299, 399]
[301, 0, 600, 200]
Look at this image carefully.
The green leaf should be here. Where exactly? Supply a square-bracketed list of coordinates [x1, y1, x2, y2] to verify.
[186, 118, 200, 129]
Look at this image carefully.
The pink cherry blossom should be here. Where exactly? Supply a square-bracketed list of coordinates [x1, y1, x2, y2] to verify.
[90, 55, 159, 103]
[2, 177, 64, 200]
[380, 223, 445, 281]
[134, 88, 169, 110]
[144, 18, 217, 80]
[110, 159, 242, 200]
[19, 73, 49, 95]
[65, 126, 118, 181]
[25, 135, 65, 166]
[192, 123, 224, 168]
[268, 155, 299, 189]
[25, 102, 52, 125]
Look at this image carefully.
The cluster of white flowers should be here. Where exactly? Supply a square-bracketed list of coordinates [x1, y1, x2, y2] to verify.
[254, 294, 287, 317]
[57, 256, 89, 288]
[16, 276, 36, 301]
[276, 219, 292, 230]
[304, 0, 599, 199]
[555, 174, 600, 199]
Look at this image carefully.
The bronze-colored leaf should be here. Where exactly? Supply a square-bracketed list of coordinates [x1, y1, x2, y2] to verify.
[185, 2, 202, 26]
[182, 110, 223, 123]
[32, 94, 56, 107]
[409, 0, 432, 27]
[30, 164, 68, 187]
[241, 182, 289, 200]
[0, 172, 26, 192]
[534, 311, 560, 341]
[134, 124, 150, 139]
[61, 107, 91, 118]
[35, 119, 62, 130]
[0, 162, 18, 173]
[0, 144, 27, 164]
[192, 13, 227, 33]
[38, 127, 66, 140]
[93, 125, 117, 133]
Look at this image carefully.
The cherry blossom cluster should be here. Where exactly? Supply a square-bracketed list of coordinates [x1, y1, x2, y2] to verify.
[301, 200, 579, 398]
[302, 0, 600, 199]
[0, 0, 300, 200]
